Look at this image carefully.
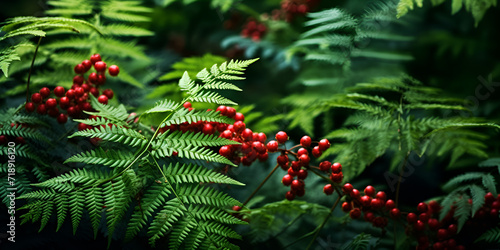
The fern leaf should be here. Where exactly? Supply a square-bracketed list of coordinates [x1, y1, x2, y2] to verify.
[482, 173, 498, 196]
[470, 184, 486, 217]
[176, 184, 242, 208]
[101, 23, 154, 37]
[151, 140, 234, 166]
[455, 194, 472, 232]
[442, 172, 485, 192]
[161, 109, 234, 128]
[475, 226, 500, 243]
[163, 163, 244, 186]
[148, 198, 186, 246]
[68, 125, 147, 147]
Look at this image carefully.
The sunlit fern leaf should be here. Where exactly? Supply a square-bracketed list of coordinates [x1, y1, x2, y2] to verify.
[68, 125, 147, 147]
[163, 163, 244, 186]
[176, 184, 242, 208]
[101, 23, 154, 37]
[103, 174, 134, 246]
[70, 190, 85, 234]
[161, 109, 234, 128]
[159, 53, 227, 82]
[142, 99, 178, 118]
[54, 195, 68, 232]
[64, 148, 136, 168]
[125, 183, 172, 241]
[86, 95, 129, 124]
[151, 141, 234, 165]
[158, 130, 240, 148]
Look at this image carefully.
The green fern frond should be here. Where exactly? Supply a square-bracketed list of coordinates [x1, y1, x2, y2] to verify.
[64, 148, 136, 168]
[159, 54, 227, 82]
[148, 198, 186, 246]
[151, 140, 234, 165]
[442, 172, 486, 191]
[340, 233, 374, 250]
[475, 226, 500, 243]
[158, 130, 239, 148]
[68, 125, 147, 147]
[161, 109, 234, 128]
[163, 163, 244, 186]
[101, 23, 154, 37]
[176, 184, 242, 208]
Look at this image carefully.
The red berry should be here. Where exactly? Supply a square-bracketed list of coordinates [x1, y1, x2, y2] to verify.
[385, 199, 396, 210]
[364, 212, 375, 222]
[45, 98, 57, 109]
[252, 141, 266, 154]
[282, 174, 293, 186]
[216, 105, 227, 115]
[48, 107, 59, 118]
[318, 139, 330, 151]
[232, 205, 241, 211]
[448, 224, 458, 235]
[74, 87, 85, 97]
[0, 135, 7, 145]
[73, 75, 84, 85]
[419, 212, 430, 222]
[233, 121, 245, 133]
[226, 107, 236, 118]
[433, 242, 444, 250]
[298, 154, 310, 166]
[331, 162, 342, 173]
[437, 229, 448, 240]
[290, 161, 300, 171]
[277, 154, 289, 167]
[36, 104, 47, 114]
[417, 202, 428, 213]
[94, 61, 107, 72]
[285, 191, 295, 201]
[88, 72, 98, 84]
[258, 152, 268, 162]
[31, 93, 43, 103]
[97, 74, 106, 85]
[297, 169, 308, 180]
[319, 161, 331, 171]
[288, 167, 298, 177]
[220, 130, 233, 139]
[234, 112, 244, 121]
[183, 102, 191, 108]
[66, 89, 75, 99]
[98, 95, 108, 104]
[89, 87, 99, 97]
[323, 184, 334, 195]
[78, 123, 90, 131]
[375, 191, 387, 201]
[297, 147, 308, 156]
[266, 140, 279, 152]
[241, 128, 253, 141]
[74, 63, 85, 74]
[290, 179, 304, 191]
[364, 186, 376, 197]
[414, 220, 425, 231]
[370, 198, 384, 209]
[275, 131, 288, 144]
[350, 189, 360, 198]
[390, 208, 401, 218]
[407, 213, 418, 223]
[257, 133, 267, 143]
[108, 65, 119, 76]
[300, 135, 311, 147]
[81, 83, 90, 92]
[82, 59, 92, 70]
[342, 183, 353, 194]
[429, 200, 441, 212]
[219, 145, 231, 157]
[103, 89, 114, 99]
[312, 146, 322, 157]
[342, 202, 352, 212]
[202, 123, 215, 134]
[428, 218, 439, 230]
[90, 54, 101, 64]
[57, 113, 68, 124]
[54, 86, 65, 97]
[350, 208, 361, 219]
[39, 87, 50, 98]
[25, 102, 35, 112]
[485, 192, 496, 203]
[360, 195, 372, 207]
[329, 172, 343, 183]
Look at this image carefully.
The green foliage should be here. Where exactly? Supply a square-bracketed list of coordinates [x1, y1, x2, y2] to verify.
[340, 233, 376, 250]
[396, 0, 497, 25]
[476, 226, 500, 244]
[158, 0, 239, 12]
[18, 59, 257, 249]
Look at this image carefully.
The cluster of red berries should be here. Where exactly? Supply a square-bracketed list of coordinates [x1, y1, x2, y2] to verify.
[240, 19, 268, 41]
[266, 132, 331, 200]
[271, 0, 320, 22]
[341, 184, 398, 229]
[24, 54, 118, 123]
[158, 103, 268, 166]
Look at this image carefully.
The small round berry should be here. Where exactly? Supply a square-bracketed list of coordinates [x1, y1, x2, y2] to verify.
[94, 61, 107, 72]
[312, 146, 322, 157]
[437, 228, 448, 240]
[297, 169, 308, 180]
[220, 130, 233, 139]
[74, 64, 85, 74]
[360, 195, 372, 207]
[370, 198, 384, 209]
[90, 87, 99, 97]
[432, 242, 444, 250]
[31, 93, 43, 104]
[74, 87, 85, 97]
[258, 152, 268, 162]
[417, 202, 428, 213]
[342, 202, 352, 212]
[234, 112, 244, 121]
[39, 87, 50, 98]
[297, 148, 308, 156]
[298, 154, 310, 166]
[183, 102, 192, 109]
[202, 123, 215, 134]
[232, 205, 241, 211]
[216, 105, 227, 115]
[485, 192, 496, 204]
[82, 59, 92, 70]
[257, 133, 267, 143]
[427, 218, 439, 230]
[385, 199, 396, 210]
[233, 121, 245, 133]
[419, 213, 430, 222]
[282, 174, 293, 186]
[390, 208, 401, 218]
[318, 139, 330, 151]
[277, 154, 289, 167]
[90, 54, 102, 64]
[78, 123, 90, 131]
[448, 224, 458, 235]
[364, 186, 376, 197]
[290, 161, 300, 171]
[88, 72, 98, 84]
[57, 113, 68, 124]
[241, 128, 253, 141]
[300, 135, 312, 147]
[98, 95, 108, 104]
[0, 135, 7, 145]
[219, 145, 231, 157]
[350, 208, 361, 219]
[290, 179, 304, 191]
[323, 184, 334, 195]
[331, 162, 342, 173]
[36, 104, 47, 114]
[45, 98, 57, 109]
[266, 140, 279, 152]
[364, 212, 375, 222]
[275, 131, 288, 144]
[414, 220, 425, 231]
[48, 107, 59, 118]
[108, 65, 119, 76]
[80, 83, 90, 93]
[350, 189, 360, 199]
[54, 86, 65, 97]
[319, 161, 331, 171]
[226, 107, 236, 118]
[342, 183, 353, 194]
[407, 213, 418, 223]
[73, 75, 84, 85]
[25, 102, 35, 112]
[285, 191, 295, 201]
[288, 167, 298, 177]
[330, 172, 343, 183]
[97, 74, 106, 85]
[252, 141, 266, 154]
[103, 89, 114, 99]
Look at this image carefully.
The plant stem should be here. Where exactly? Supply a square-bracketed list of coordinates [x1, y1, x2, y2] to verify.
[242, 163, 280, 207]
[305, 195, 341, 250]
[26, 37, 43, 103]
[395, 152, 409, 207]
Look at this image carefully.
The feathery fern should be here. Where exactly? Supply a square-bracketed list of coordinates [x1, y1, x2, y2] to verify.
[19, 58, 258, 249]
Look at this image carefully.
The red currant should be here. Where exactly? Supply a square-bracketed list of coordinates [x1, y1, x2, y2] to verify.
[342, 183, 353, 194]
[25, 102, 35, 112]
[330, 172, 343, 183]
[297, 169, 308, 179]
[323, 184, 334, 195]
[98, 95, 108, 104]
[407, 213, 418, 223]
[285, 191, 295, 201]
[350, 208, 361, 219]
[342, 202, 352, 212]
[360, 195, 372, 207]
[370, 198, 384, 209]
[390, 208, 401, 218]
[94, 61, 107, 72]
[39, 87, 50, 98]
[318, 139, 330, 151]
[331, 162, 342, 173]
[282, 174, 293, 186]
[108, 65, 119, 76]
[417, 202, 428, 213]
[234, 112, 244, 121]
[31, 93, 43, 104]
[290, 179, 304, 191]
[202, 123, 215, 134]
[82, 59, 92, 70]
[427, 218, 439, 230]
[298, 154, 310, 166]
[74, 87, 85, 97]
[266, 140, 279, 152]
[45, 98, 57, 109]
[312, 146, 321, 157]
[233, 121, 245, 133]
[275, 131, 288, 144]
[57, 113, 68, 124]
[300, 135, 311, 147]
[226, 107, 236, 118]
[66, 89, 75, 99]
[90, 54, 101, 64]
[232, 205, 241, 211]
[88, 72, 98, 84]
[36, 104, 47, 114]
[103, 89, 114, 99]
[385, 199, 396, 210]
[74, 64, 85, 74]
[319, 161, 331, 171]
[297, 147, 308, 156]
[54, 86, 65, 97]
[216, 105, 227, 115]
[219, 146, 231, 157]
[252, 141, 266, 154]
[364, 186, 376, 197]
